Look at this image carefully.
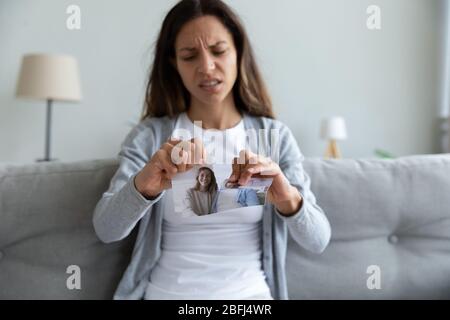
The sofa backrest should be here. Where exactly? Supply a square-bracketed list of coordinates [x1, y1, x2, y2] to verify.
[290, 154, 450, 299]
[0, 154, 449, 299]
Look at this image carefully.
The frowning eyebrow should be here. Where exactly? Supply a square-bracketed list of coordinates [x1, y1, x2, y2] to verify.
[178, 41, 227, 52]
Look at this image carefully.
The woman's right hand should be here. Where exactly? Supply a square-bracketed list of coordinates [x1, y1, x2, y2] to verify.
[134, 138, 207, 199]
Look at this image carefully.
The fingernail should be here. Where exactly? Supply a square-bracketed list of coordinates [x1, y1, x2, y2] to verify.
[248, 168, 255, 173]
[229, 175, 235, 180]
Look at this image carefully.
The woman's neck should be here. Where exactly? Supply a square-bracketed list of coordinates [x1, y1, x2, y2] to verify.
[187, 95, 242, 130]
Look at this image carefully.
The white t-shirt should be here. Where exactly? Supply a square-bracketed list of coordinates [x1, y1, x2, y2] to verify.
[144, 112, 273, 300]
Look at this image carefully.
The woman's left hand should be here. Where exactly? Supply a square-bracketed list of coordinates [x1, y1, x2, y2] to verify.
[228, 150, 303, 216]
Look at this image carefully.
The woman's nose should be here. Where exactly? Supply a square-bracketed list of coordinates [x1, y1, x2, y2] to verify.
[198, 53, 215, 74]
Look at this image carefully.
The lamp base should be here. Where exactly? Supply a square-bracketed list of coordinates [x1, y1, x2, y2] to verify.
[324, 140, 342, 159]
[36, 158, 58, 163]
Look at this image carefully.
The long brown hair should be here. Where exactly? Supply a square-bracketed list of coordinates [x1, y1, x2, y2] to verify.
[194, 167, 218, 193]
[141, 0, 275, 120]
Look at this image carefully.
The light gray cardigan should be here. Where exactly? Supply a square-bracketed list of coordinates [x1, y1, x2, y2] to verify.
[92, 112, 331, 300]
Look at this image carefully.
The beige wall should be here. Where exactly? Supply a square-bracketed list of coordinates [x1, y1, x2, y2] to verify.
[0, 0, 447, 163]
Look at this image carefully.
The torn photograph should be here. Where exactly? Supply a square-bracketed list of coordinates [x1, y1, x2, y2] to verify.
[171, 164, 273, 217]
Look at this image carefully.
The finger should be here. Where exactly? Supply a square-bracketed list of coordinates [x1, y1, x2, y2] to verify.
[159, 151, 178, 178]
[239, 149, 260, 165]
[156, 150, 178, 179]
[185, 149, 194, 170]
[238, 151, 254, 184]
[161, 142, 175, 155]
[167, 137, 183, 161]
[239, 162, 247, 183]
[251, 161, 278, 175]
[229, 156, 241, 182]
[201, 146, 208, 165]
[171, 140, 202, 166]
[239, 163, 260, 184]
[168, 140, 191, 165]
[241, 161, 280, 184]
[191, 137, 207, 164]
[160, 178, 172, 190]
[188, 140, 197, 165]
[177, 150, 188, 172]
[238, 149, 248, 165]
[239, 162, 265, 185]
[171, 143, 187, 166]
[167, 137, 182, 146]
[230, 150, 251, 182]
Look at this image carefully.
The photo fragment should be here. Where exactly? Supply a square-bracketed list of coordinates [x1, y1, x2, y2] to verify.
[172, 164, 273, 217]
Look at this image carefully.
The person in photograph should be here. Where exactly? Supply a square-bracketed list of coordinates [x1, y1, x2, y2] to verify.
[212, 178, 259, 212]
[222, 178, 260, 207]
[236, 188, 261, 207]
[185, 167, 218, 215]
[93, 0, 331, 300]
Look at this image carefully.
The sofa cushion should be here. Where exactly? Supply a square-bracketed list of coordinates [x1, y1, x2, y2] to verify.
[287, 154, 450, 299]
[0, 159, 135, 299]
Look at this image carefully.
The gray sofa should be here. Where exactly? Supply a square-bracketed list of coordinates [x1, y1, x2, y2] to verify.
[1, 154, 449, 299]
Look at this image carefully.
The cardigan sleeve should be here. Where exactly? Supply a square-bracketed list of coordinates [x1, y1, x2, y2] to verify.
[92, 121, 165, 244]
[274, 122, 331, 253]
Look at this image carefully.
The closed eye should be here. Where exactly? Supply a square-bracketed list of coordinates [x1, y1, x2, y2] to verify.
[213, 50, 226, 56]
[181, 50, 227, 61]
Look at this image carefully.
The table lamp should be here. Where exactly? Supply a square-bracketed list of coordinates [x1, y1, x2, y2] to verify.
[16, 54, 82, 162]
[320, 116, 347, 159]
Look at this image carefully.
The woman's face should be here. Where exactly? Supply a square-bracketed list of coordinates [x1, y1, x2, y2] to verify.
[198, 169, 212, 187]
[174, 15, 238, 107]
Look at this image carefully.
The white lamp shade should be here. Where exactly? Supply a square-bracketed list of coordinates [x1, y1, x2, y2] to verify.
[320, 116, 348, 140]
[16, 54, 82, 101]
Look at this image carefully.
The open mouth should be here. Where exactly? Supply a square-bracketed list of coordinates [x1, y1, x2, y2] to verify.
[199, 79, 222, 88]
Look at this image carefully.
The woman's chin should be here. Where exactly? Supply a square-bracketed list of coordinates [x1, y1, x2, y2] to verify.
[194, 92, 227, 106]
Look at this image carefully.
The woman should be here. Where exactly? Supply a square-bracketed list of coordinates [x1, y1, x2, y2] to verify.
[185, 167, 218, 215]
[93, 0, 331, 300]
